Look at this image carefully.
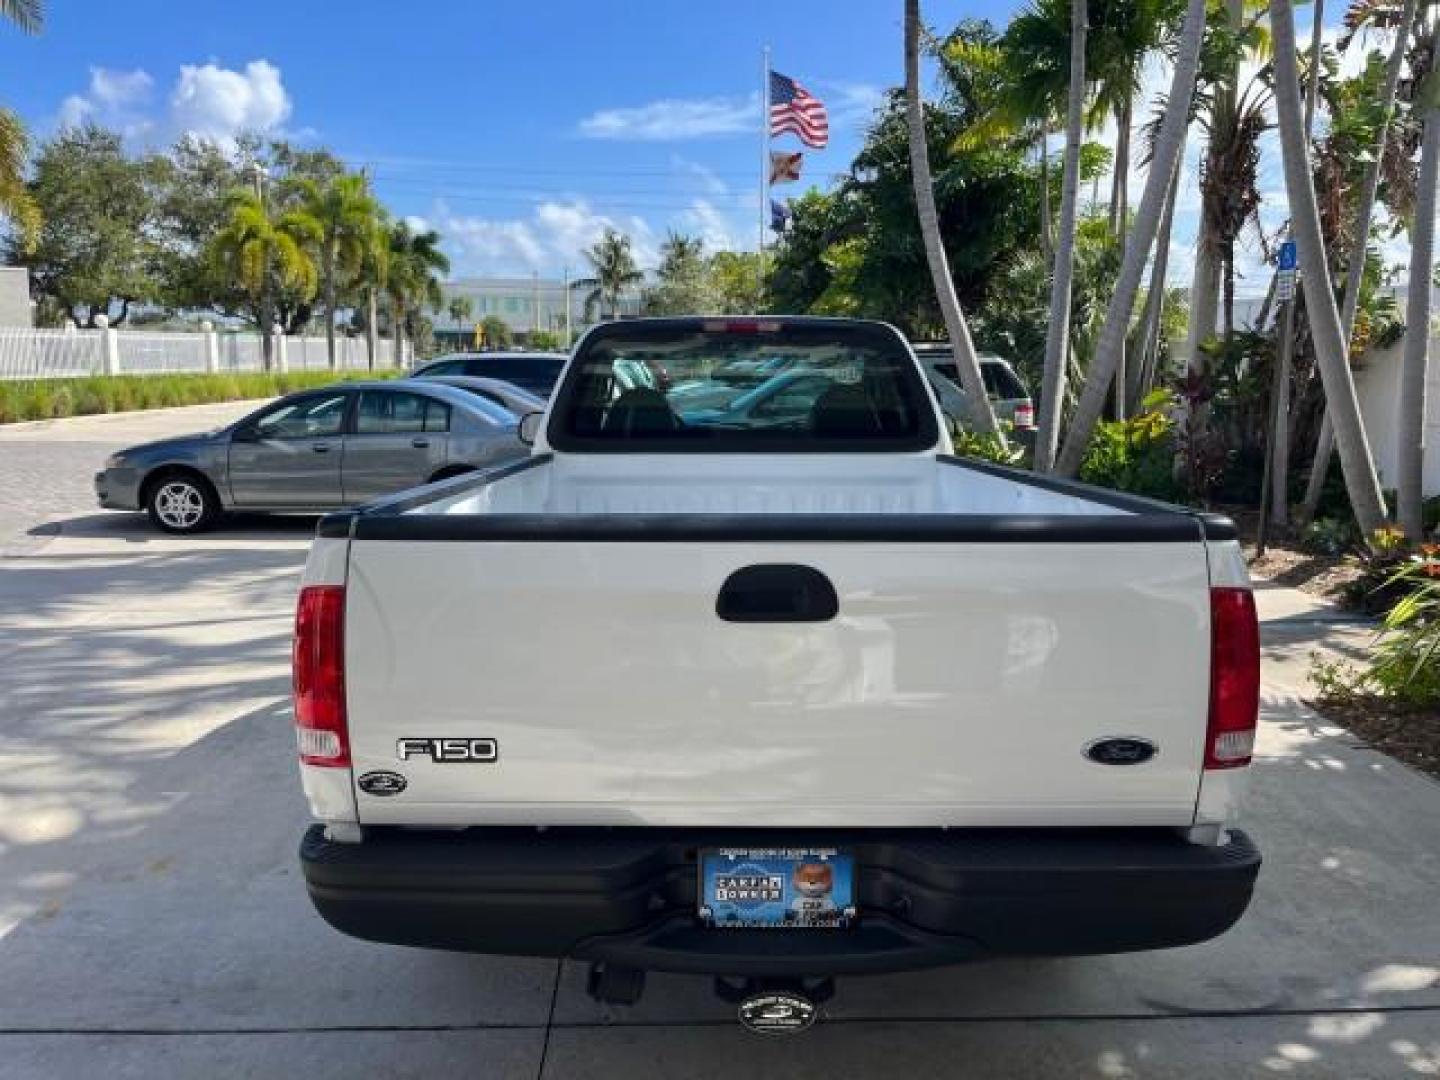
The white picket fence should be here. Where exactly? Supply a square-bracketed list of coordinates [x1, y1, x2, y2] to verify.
[0, 327, 402, 381]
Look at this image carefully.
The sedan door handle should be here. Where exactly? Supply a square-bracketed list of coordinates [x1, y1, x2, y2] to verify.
[311, 442, 332, 453]
[411, 437, 430, 449]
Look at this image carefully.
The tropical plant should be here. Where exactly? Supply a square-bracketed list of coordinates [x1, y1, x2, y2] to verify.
[1399, 24, 1440, 539]
[1079, 389, 1188, 500]
[1036, 0, 1087, 470]
[1300, 0, 1419, 524]
[479, 314, 512, 349]
[572, 228, 643, 321]
[446, 295, 474, 331]
[906, 0, 1003, 437]
[384, 221, 450, 366]
[1054, 0, 1208, 475]
[207, 189, 321, 370]
[643, 231, 717, 315]
[1270, 0, 1389, 539]
[300, 173, 382, 369]
[0, 0, 41, 249]
[1313, 545, 1440, 705]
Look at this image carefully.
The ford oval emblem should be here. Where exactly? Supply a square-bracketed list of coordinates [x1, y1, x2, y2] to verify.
[357, 770, 408, 796]
[737, 991, 817, 1035]
[1084, 737, 1158, 765]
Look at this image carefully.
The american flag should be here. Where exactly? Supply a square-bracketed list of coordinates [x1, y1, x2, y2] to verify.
[769, 71, 828, 149]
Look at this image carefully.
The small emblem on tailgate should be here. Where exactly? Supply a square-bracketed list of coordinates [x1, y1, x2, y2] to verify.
[397, 738, 499, 764]
[1084, 737, 1158, 765]
[357, 771, 408, 796]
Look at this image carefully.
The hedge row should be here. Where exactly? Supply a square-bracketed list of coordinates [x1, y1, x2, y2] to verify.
[0, 371, 399, 424]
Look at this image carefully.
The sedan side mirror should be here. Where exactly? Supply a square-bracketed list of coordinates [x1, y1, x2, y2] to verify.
[231, 424, 260, 443]
[518, 411, 544, 446]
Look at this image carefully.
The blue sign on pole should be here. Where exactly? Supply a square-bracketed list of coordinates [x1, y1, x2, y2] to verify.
[1278, 240, 1297, 272]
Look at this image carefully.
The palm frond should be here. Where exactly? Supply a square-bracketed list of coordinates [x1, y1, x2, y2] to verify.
[0, 0, 42, 34]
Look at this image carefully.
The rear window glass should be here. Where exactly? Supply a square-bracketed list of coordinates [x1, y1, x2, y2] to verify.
[461, 355, 566, 394]
[548, 321, 938, 452]
[930, 360, 1029, 401]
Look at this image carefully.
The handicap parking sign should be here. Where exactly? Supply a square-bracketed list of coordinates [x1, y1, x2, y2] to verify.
[1279, 240, 1297, 272]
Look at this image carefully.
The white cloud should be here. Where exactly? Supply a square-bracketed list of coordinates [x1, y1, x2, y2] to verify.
[431, 198, 663, 278]
[169, 60, 292, 146]
[53, 59, 296, 148]
[578, 93, 759, 140]
[813, 81, 886, 133]
[90, 67, 154, 110]
[55, 66, 153, 134]
[56, 94, 94, 129]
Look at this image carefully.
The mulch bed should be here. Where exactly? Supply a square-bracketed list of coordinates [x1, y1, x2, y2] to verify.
[1309, 697, 1440, 780]
[1222, 505, 1370, 602]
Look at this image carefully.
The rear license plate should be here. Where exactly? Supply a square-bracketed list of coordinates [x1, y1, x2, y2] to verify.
[698, 847, 856, 929]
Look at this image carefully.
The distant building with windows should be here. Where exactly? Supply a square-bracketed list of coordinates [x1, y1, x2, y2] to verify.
[435, 276, 642, 348]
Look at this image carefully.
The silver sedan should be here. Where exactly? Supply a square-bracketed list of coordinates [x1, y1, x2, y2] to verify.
[95, 381, 528, 533]
[412, 374, 547, 418]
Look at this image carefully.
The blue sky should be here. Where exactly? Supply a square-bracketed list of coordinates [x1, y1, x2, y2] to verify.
[0, 0, 1016, 278]
[0, 0, 1372, 295]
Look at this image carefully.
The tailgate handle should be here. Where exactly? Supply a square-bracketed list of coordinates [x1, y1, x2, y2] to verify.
[716, 564, 838, 623]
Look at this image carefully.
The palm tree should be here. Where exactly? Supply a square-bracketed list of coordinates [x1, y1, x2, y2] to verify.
[1299, 0, 1418, 525]
[208, 190, 321, 371]
[300, 173, 381, 370]
[447, 295, 474, 337]
[906, 0, 1003, 438]
[1035, 0, 1088, 472]
[1398, 22, 1440, 539]
[571, 228, 642, 321]
[0, 109, 38, 253]
[385, 221, 450, 367]
[1054, 0, 1208, 475]
[0, 0, 42, 250]
[355, 212, 389, 369]
[0, 0, 41, 32]
[1270, 0, 1388, 537]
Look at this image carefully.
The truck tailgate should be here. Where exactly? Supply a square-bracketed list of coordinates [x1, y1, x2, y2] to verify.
[343, 539, 1210, 827]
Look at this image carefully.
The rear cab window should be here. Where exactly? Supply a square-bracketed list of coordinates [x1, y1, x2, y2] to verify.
[547, 320, 939, 453]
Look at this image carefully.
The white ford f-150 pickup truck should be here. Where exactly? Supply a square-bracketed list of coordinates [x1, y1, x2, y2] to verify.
[293, 316, 1260, 1023]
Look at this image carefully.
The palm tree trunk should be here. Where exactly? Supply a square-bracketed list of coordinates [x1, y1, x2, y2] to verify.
[905, 0, 1002, 437]
[1265, 0, 1325, 530]
[1271, 0, 1388, 539]
[1299, 0, 1417, 525]
[324, 246, 338, 371]
[1034, 0, 1088, 472]
[1039, 133, 1054, 264]
[1130, 153, 1181, 412]
[1109, 97, 1131, 235]
[365, 285, 378, 370]
[1054, 0, 1206, 476]
[259, 291, 274, 373]
[391, 297, 406, 371]
[1399, 29, 1440, 540]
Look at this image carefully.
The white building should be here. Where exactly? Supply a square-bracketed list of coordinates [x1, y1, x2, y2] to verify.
[435, 277, 642, 344]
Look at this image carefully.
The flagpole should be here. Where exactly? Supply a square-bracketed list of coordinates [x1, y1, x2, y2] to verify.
[759, 44, 770, 258]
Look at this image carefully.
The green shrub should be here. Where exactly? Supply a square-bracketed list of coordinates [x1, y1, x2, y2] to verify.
[951, 423, 1025, 466]
[0, 370, 398, 425]
[1079, 390, 1186, 502]
[1312, 545, 1440, 707]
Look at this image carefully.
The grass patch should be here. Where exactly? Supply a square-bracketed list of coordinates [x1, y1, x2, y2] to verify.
[0, 370, 399, 424]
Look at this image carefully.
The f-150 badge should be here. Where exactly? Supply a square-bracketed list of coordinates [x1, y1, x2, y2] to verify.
[397, 738, 499, 763]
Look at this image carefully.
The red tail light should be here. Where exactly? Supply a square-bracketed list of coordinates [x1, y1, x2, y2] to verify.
[1014, 402, 1035, 429]
[1206, 588, 1259, 769]
[294, 585, 349, 767]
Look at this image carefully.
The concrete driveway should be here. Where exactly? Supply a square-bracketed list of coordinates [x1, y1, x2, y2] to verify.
[0, 405, 1437, 1078]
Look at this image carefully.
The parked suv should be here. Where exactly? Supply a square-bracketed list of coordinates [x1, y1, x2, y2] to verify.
[911, 344, 1035, 430]
[410, 351, 569, 397]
